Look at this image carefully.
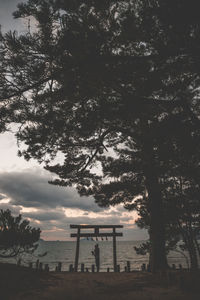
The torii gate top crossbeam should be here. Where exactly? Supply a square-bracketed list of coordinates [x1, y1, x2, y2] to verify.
[71, 232, 123, 237]
[70, 225, 123, 229]
[70, 224, 123, 238]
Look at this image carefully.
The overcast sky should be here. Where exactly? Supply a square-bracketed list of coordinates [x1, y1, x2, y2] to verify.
[0, 0, 148, 241]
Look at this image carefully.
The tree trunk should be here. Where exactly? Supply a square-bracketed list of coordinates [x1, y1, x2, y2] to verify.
[194, 237, 200, 260]
[188, 245, 199, 270]
[187, 231, 199, 270]
[144, 166, 168, 272]
[140, 117, 168, 272]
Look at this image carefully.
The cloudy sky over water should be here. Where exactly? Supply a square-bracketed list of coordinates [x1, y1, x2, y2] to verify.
[0, 0, 148, 241]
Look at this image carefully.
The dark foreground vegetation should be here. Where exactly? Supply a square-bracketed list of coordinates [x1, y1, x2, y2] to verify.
[0, 263, 200, 300]
[0, 209, 40, 259]
[0, 263, 54, 300]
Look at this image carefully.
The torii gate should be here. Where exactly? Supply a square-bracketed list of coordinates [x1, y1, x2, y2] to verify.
[70, 224, 123, 272]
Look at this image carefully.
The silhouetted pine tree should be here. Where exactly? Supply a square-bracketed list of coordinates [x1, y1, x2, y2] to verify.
[0, 0, 199, 271]
[0, 209, 41, 258]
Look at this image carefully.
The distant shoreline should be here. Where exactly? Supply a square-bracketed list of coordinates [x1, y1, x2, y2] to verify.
[39, 239, 148, 242]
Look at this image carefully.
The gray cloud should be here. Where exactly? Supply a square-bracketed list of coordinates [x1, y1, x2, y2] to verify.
[0, 0, 23, 32]
[0, 168, 148, 240]
[0, 193, 5, 200]
[0, 168, 102, 212]
[23, 209, 66, 222]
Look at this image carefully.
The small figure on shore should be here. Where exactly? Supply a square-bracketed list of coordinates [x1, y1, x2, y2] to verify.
[92, 244, 100, 272]
[141, 263, 146, 271]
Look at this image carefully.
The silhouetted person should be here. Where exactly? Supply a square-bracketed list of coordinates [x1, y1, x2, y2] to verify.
[92, 244, 100, 272]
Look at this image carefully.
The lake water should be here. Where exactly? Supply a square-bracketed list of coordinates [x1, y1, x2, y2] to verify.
[1, 240, 188, 272]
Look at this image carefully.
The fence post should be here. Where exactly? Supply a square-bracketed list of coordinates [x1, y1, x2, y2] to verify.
[36, 259, 39, 270]
[127, 261, 130, 272]
[44, 264, 49, 272]
[81, 263, 85, 272]
[39, 262, 43, 271]
[69, 264, 74, 272]
[58, 262, 62, 272]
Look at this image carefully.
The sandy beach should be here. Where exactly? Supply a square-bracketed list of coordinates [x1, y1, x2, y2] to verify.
[0, 263, 199, 300]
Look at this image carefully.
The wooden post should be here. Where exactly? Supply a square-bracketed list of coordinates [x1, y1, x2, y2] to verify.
[58, 262, 62, 272]
[69, 264, 74, 272]
[113, 228, 117, 272]
[74, 227, 80, 272]
[36, 259, 39, 270]
[39, 262, 43, 271]
[45, 264, 49, 272]
[127, 261, 130, 272]
[81, 263, 85, 272]
[172, 264, 176, 270]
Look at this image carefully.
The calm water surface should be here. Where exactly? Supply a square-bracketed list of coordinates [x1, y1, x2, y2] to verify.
[1, 240, 188, 271]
